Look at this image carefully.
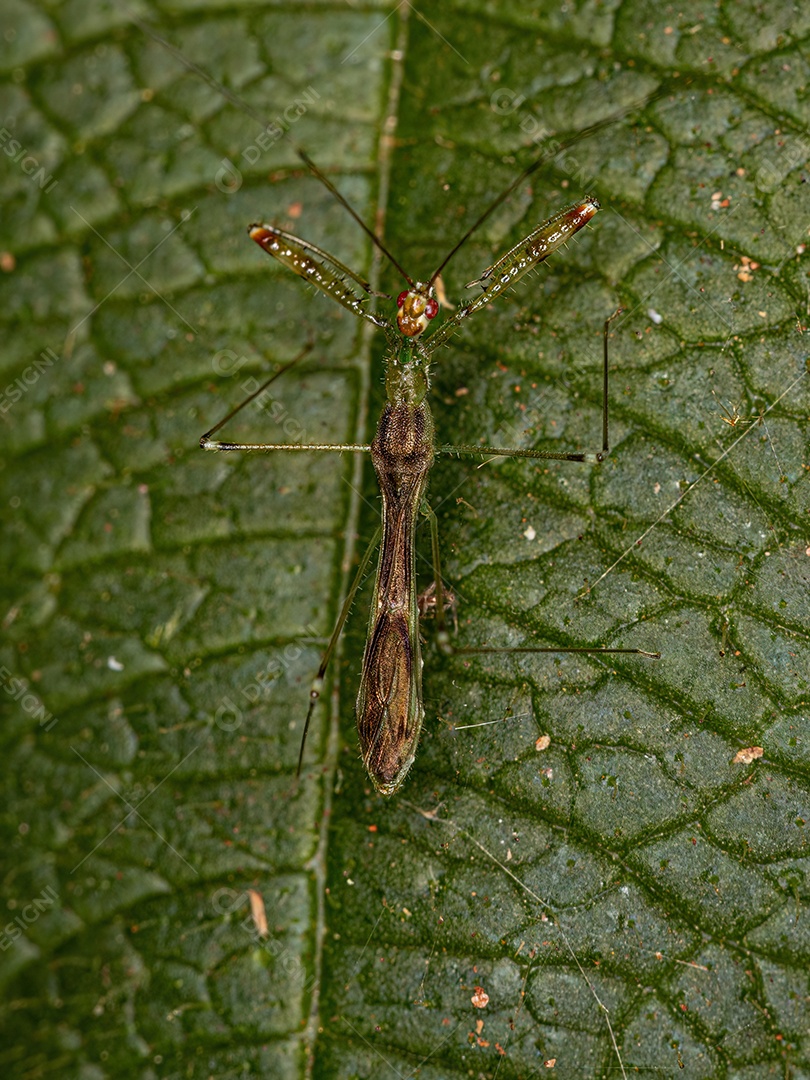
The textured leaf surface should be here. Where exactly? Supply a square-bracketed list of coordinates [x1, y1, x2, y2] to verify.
[1, 2, 809, 1078]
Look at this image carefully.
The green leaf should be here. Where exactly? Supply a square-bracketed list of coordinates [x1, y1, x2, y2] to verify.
[2, 2, 809, 1078]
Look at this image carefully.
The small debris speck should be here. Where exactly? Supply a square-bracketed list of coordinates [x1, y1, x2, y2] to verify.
[248, 889, 268, 937]
[733, 746, 763, 765]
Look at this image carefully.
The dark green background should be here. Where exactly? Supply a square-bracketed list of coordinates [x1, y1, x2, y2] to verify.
[1, 1, 809, 1077]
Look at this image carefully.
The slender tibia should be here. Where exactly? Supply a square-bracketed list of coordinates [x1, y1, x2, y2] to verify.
[422, 501, 452, 655]
[199, 344, 372, 454]
[296, 527, 382, 777]
[455, 644, 660, 659]
[437, 308, 622, 465]
[202, 440, 372, 453]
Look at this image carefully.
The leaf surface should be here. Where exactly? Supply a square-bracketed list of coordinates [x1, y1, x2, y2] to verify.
[1, 2, 808, 1078]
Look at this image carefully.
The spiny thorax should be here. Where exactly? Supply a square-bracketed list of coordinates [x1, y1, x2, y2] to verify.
[385, 338, 431, 408]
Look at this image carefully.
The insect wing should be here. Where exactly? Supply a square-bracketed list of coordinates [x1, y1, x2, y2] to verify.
[355, 599, 424, 796]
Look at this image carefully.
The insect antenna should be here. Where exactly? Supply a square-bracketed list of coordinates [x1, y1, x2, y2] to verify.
[428, 91, 668, 288]
[135, 17, 415, 287]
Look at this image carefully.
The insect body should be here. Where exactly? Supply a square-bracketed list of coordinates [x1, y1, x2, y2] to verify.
[355, 202, 604, 792]
[203, 199, 659, 795]
[355, 356, 434, 793]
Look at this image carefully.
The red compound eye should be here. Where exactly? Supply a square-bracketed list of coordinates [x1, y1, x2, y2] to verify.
[425, 298, 439, 319]
[396, 291, 408, 308]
